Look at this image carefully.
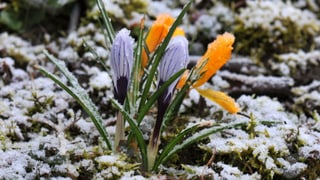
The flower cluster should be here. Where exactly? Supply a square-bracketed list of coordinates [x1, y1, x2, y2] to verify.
[39, 0, 242, 173]
[109, 12, 239, 171]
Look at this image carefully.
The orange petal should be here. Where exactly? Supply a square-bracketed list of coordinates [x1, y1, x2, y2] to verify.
[196, 88, 240, 114]
[155, 13, 175, 25]
[142, 14, 185, 68]
[146, 24, 168, 53]
[193, 33, 235, 88]
[176, 69, 189, 89]
[142, 24, 168, 67]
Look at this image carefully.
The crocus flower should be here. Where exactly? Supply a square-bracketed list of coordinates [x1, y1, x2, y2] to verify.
[151, 36, 189, 147]
[142, 14, 185, 68]
[177, 32, 240, 114]
[158, 36, 189, 104]
[110, 28, 134, 104]
[193, 32, 235, 88]
[148, 35, 189, 170]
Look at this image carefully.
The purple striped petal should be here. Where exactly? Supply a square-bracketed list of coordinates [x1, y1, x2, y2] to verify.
[158, 36, 189, 101]
[152, 36, 189, 148]
[110, 28, 134, 104]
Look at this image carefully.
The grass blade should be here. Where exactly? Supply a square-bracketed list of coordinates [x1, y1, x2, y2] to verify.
[39, 50, 112, 150]
[159, 122, 247, 166]
[96, 0, 115, 44]
[153, 123, 199, 170]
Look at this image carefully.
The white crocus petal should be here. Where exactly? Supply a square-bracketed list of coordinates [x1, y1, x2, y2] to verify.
[158, 36, 189, 100]
[110, 28, 134, 103]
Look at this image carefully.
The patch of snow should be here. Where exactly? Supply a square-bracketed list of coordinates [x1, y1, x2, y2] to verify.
[58, 47, 79, 62]
[89, 72, 112, 90]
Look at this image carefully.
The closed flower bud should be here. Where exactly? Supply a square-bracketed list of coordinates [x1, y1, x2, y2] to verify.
[110, 28, 134, 104]
[158, 36, 189, 102]
[151, 36, 189, 148]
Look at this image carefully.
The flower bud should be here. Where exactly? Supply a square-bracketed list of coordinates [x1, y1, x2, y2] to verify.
[158, 36, 189, 102]
[151, 36, 189, 149]
[110, 28, 134, 104]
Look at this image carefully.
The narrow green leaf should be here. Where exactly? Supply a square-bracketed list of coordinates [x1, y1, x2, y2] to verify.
[153, 123, 199, 170]
[83, 40, 109, 71]
[111, 99, 148, 170]
[96, 0, 115, 44]
[159, 122, 247, 166]
[40, 50, 112, 150]
[128, 17, 144, 112]
[36, 66, 81, 106]
[161, 83, 190, 131]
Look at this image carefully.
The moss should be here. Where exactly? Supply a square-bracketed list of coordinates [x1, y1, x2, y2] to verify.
[0, 0, 74, 32]
[233, 1, 320, 61]
[302, 158, 320, 180]
[26, 92, 54, 116]
[119, 0, 148, 19]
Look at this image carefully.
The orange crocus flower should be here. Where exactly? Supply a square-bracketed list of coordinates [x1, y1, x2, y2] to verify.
[193, 32, 235, 88]
[176, 32, 239, 114]
[142, 14, 185, 67]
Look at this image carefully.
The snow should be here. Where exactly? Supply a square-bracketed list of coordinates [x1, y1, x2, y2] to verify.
[89, 72, 112, 90]
[1, 0, 320, 179]
[0, 151, 40, 179]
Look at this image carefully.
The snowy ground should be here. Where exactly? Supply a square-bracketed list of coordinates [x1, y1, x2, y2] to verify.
[0, 0, 320, 179]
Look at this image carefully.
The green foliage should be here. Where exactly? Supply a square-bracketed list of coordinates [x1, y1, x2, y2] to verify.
[37, 0, 244, 174]
[0, 0, 74, 32]
[37, 50, 112, 150]
[26, 92, 54, 116]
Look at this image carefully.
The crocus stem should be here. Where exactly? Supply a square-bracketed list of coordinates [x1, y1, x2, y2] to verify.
[147, 116, 162, 171]
[147, 92, 171, 171]
[147, 136, 160, 171]
[114, 111, 125, 151]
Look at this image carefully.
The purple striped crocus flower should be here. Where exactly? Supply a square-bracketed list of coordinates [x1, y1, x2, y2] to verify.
[151, 36, 189, 147]
[110, 28, 134, 104]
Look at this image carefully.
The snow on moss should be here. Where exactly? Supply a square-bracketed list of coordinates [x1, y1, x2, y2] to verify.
[235, 1, 320, 58]
[272, 50, 320, 80]
[202, 95, 316, 178]
[0, 150, 54, 179]
[94, 154, 140, 179]
[0, 33, 45, 64]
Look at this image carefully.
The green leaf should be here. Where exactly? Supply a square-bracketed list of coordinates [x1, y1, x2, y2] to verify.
[159, 122, 247, 166]
[161, 82, 190, 131]
[0, 8, 23, 31]
[39, 50, 112, 150]
[96, 0, 115, 44]
[137, 69, 185, 124]
[83, 40, 109, 71]
[128, 17, 144, 113]
[153, 123, 199, 170]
